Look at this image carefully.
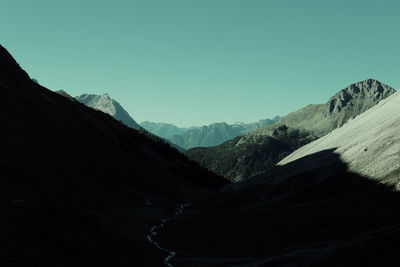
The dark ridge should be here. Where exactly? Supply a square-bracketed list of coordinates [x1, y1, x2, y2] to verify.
[0, 45, 31, 86]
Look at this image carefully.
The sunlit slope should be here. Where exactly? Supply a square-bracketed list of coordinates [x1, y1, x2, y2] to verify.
[279, 90, 400, 183]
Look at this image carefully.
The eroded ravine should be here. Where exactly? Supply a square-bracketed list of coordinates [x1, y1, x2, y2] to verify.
[147, 203, 191, 267]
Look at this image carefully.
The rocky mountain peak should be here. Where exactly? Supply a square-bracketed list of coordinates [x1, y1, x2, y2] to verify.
[327, 79, 395, 114]
[75, 93, 141, 130]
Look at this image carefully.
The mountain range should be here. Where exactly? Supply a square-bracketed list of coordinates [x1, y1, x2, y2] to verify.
[3, 43, 400, 266]
[71, 94, 280, 151]
[186, 79, 396, 181]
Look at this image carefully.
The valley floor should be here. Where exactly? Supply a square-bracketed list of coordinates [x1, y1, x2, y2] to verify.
[0, 202, 178, 267]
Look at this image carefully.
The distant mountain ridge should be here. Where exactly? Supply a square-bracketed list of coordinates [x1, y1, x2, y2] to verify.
[186, 79, 396, 181]
[232, 116, 282, 134]
[169, 122, 239, 149]
[140, 121, 188, 139]
[167, 116, 280, 149]
[75, 93, 141, 130]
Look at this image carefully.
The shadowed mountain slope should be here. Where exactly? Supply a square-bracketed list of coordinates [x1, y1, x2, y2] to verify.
[159, 149, 400, 266]
[186, 79, 395, 181]
[0, 45, 227, 266]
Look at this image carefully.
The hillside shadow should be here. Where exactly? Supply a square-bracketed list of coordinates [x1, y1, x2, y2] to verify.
[0, 44, 230, 267]
[158, 148, 400, 266]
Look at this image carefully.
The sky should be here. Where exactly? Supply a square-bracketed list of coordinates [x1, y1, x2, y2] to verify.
[1, 0, 399, 127]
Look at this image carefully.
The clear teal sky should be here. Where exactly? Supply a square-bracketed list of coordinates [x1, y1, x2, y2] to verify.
[2, 0, 399, 127]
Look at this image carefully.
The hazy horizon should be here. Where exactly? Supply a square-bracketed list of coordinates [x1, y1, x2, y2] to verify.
[2, 0, 399, 127]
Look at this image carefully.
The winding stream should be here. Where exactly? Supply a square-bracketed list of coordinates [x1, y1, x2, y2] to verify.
[147, 203, 191, 267]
